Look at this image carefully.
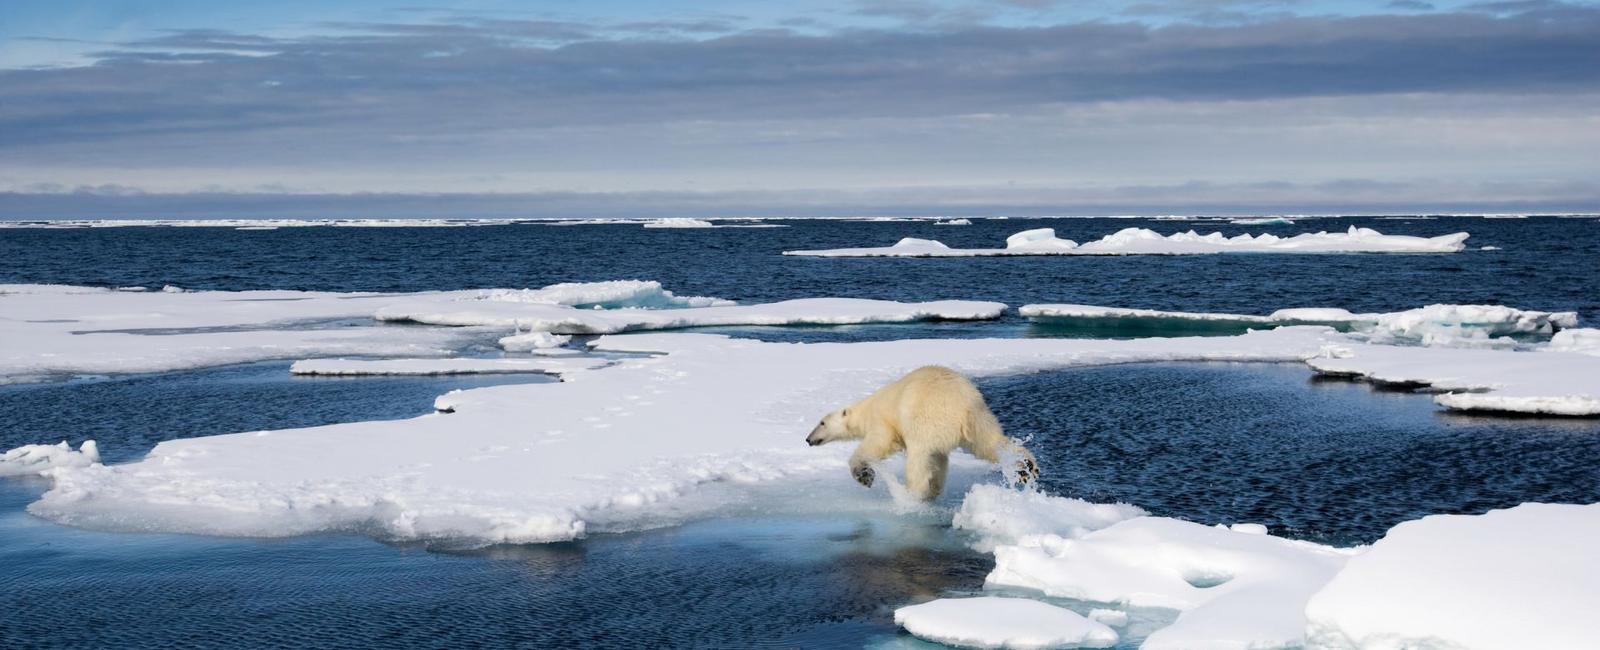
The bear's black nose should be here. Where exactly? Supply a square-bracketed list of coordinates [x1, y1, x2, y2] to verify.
[806, 435, 822, 446]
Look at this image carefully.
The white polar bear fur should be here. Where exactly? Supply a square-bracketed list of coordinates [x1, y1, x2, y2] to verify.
[805, 365, 1038, 501]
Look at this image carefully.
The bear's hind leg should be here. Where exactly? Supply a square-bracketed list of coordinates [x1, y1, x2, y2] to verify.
[904, 446, 949, 502]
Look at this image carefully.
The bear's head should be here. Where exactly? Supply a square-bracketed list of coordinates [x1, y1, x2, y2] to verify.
[805, 408, 852, 446]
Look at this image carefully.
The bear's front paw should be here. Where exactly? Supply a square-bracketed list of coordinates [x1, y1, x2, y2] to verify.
[852, 464, 875, 488]
[1014, 458, 1040, 485]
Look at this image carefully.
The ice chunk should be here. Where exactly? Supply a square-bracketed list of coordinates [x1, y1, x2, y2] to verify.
[1086, 609, 1127, 628]
[288, 357, 607, 376]
[985, 516, 1354, 650]
[786, 226, 1468, 257]
[935, 218, 973, 226]
[1368, 304, 1577, 347]
[1305, 503, 1600, 650]
[894, 597, 1118, 649]
[1229, 217, 1295, 225]
[1, 441, 99, 477]
[1549, 328, 1600, 356]
[468, 280, 731, 309]
[498, 331, 573, 352]
[641, 218, 714, 228]
[953, 484, 1146, 551]
[1308, 341, 1600, 415]
[376, 297, 1007, 333]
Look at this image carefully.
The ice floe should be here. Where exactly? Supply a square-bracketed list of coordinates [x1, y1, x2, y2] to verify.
[1304, 503, 1600, 650]
[1023, 303, 1578, 348]
[1549, 328, 1600, 356]
[0, 284, 476, 381]
[894, 597, 1119, 649]
[1309, 341, 1600, 415]
[784, 226, 1469, 257]
[952, 484, 1146, 552]
[25, 327, 1335, 543]
[935, 218, 973, 226]
[375, 296, 1006, 333]
[641, 218, 715, 228]
[0, 441, 100, 477]
[288, 357, 608, 376]
[498, 331, 574, 352]
[1229, 217, 1296, 225]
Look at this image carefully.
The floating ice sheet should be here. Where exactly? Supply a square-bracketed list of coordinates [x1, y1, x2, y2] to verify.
[26, 328, 1336, 544]
[1309, 341, 1600, 415]
[288, 357, 608, 376]
[785, 226, 1469, 257]
[375, 297, 1007, 333]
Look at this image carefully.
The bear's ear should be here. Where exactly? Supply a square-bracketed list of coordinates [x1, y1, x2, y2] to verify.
[841, 408, 849, 417]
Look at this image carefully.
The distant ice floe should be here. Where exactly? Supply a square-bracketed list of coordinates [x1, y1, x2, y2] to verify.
[288, 357, 607, 376]
[934, 218, 973, 226]
[0, 284, 476, 382]
[894, 597, 1118, 649]
[1229, 217, 1296, 225]
[0, 441, 99, 477]
[784, 226, 1469, 257]
[0, 281, 1003, 381]
[1022, 303, 1578, 348]
[641, 218, 714, 228]
[375, 294, 1006, 333]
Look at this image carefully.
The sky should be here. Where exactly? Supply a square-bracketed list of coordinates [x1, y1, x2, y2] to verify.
[1, 0, 1597, 217]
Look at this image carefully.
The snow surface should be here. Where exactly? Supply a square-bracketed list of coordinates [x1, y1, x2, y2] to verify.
[1023, 303, 1578, 348]
[894, 597, 1118, 649]
[784, 226, 1469, 257]
[25, 327, 1335, 543]
[288, 357, 608, 376]
[0, 284, 475, 381]
[1304, 503, 1600, 650]
[1309, 341, 1600, 415]
[375, 296, 1007, 333]
[0, 441, 100, 477]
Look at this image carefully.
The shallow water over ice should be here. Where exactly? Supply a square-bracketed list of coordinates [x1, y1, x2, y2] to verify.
[2, 360, 1596, 647]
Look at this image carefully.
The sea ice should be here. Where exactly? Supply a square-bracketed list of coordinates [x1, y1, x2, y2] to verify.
[1022, 303, 1578, 348]
[375, 296, 1007, 333]
[952, 484, 1146, 551]
[894, 597, 1118, 649]
[1304, 503, 1600, 650]
[498, 331, 574, 351]
[641, 218, 715, 228]
[1546, 327, 1600, 356]
[26, 328, 1335, 543]
[1309, 341, 1600, 415]
[0, 441, 100, 477]
[288, 357, 607, 376]
[784, 226, 1469, 257]
[1229, 217, 1295, 225]
[983, 510, 1355, 649]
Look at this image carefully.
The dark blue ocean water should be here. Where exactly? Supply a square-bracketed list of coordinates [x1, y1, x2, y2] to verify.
[2, 217, 1598, 648]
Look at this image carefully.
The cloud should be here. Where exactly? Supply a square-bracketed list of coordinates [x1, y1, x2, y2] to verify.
[1, 5, 1595, 152]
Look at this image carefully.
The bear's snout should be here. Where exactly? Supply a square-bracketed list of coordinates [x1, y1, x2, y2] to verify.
[805, 430, 823, 446]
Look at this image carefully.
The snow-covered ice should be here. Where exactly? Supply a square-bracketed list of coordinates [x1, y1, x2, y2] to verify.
[0, 284, 476, 382]
[983, 515, 1355, 650]
[935, 218, 973, 226]
[1309, 341, 1600, 415]
[288, 357, 608, 376]
[498, 331, 574, 352]
[1547, 327, 1600, 356]
[0, 441, 100, 477]
[641, 218, 715, 228]
[376, 296, 1007, 333]
[1229, 217, 1296, 225]
[1023, 303, 1578, 348]
[952, 484, 1146, 552]
[894, 597, 1119, 649]
[784, 226, 1469, 257]
[24, 328, 1335, 543]
[1304, 503, 1600, 650]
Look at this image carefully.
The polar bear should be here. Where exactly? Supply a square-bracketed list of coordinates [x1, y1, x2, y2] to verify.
[805, 365, 1039, 502]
